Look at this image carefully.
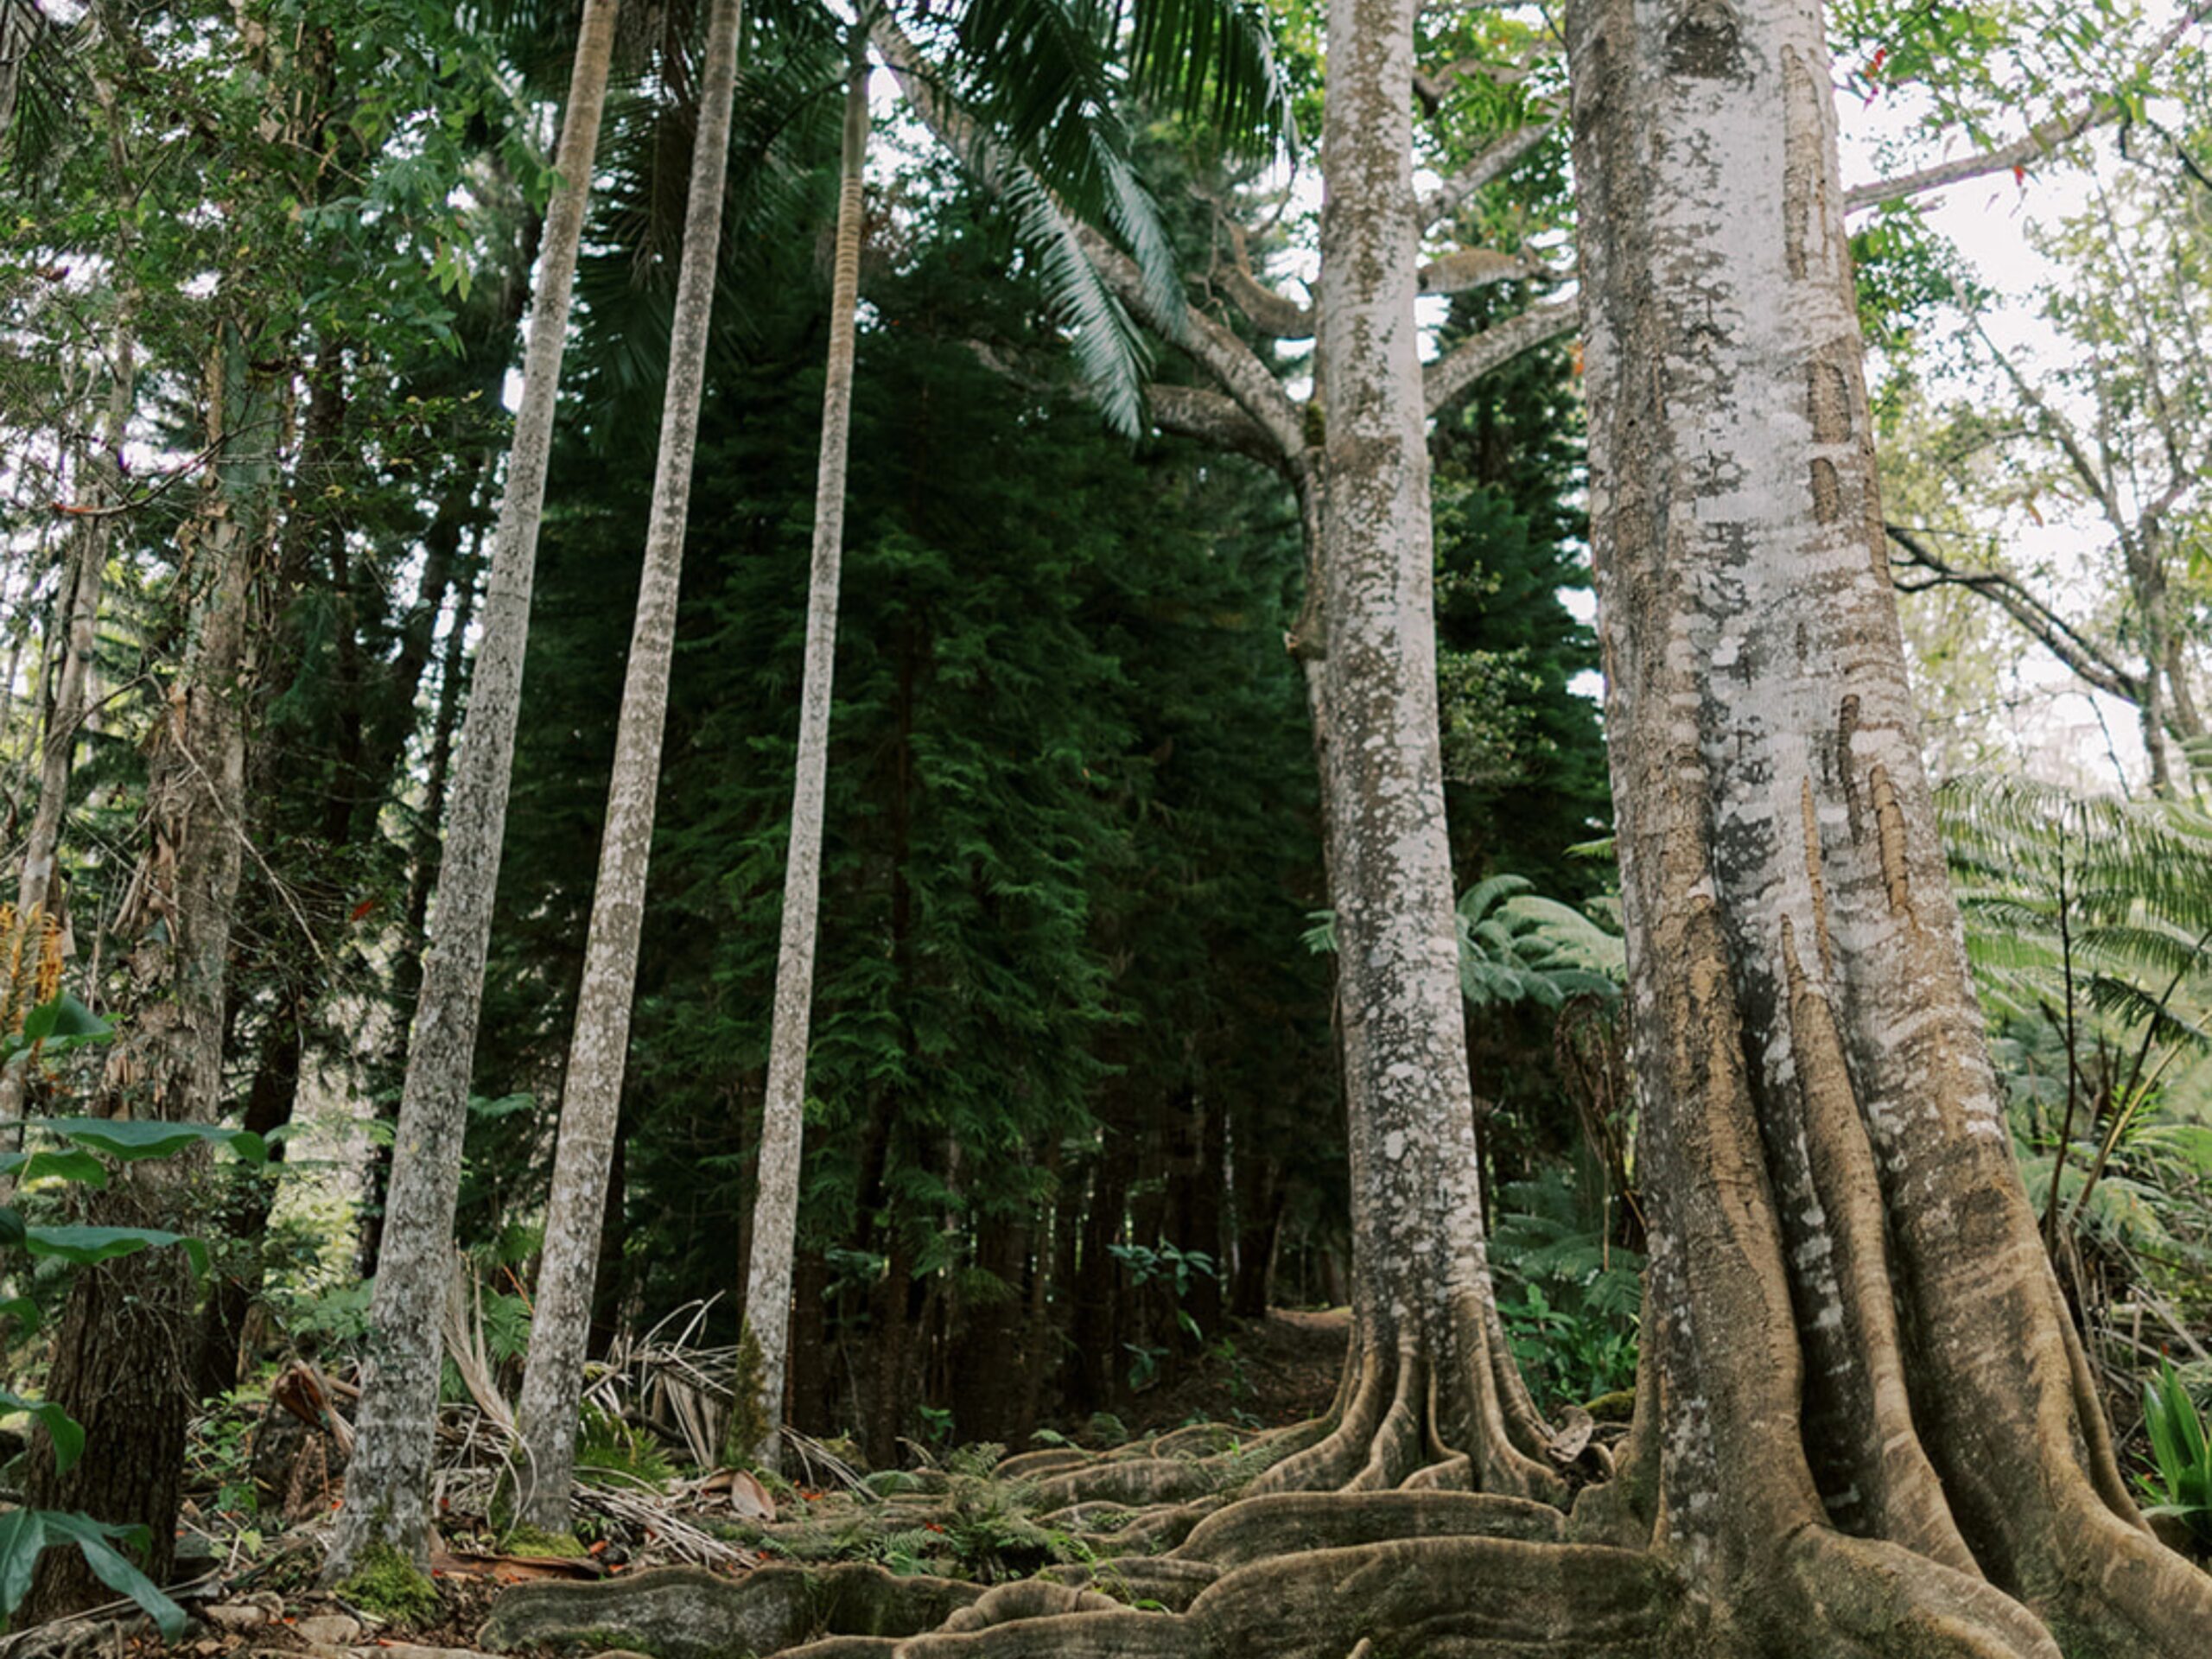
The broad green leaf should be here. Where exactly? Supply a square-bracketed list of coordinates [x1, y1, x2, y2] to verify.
[0, 1298, 38, 1336]
[0, 1148, 107, 1189]
[17, 995, 109, 1043]
[24, 1225, 211, 1276]
[0, 1208, 21, 1249]
[39, 1515, 184, 1640]
[0, 1389, 84, 1474]
[34, 1120, 268, 1164]
[0, 1509, 43, 1622]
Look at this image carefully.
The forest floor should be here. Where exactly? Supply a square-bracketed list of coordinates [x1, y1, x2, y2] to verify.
[6, 1309, 1354, 1659]
[1117, 1306, 1347, 1438]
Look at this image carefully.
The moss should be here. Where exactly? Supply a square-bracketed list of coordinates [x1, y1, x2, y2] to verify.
[501, 1524, 587, 1558]
[721, 1324, 772, 1469]
[334, 1540, 440, 1624]
[1585, 1389, 1637, 1424]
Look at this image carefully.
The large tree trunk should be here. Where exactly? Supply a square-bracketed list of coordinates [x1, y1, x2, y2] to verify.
[512, 0, 744, 1533]
[1250, 0, 1558, 1503]
[327, 0, 620, 1578]
[20, 317, 275, 1624]
[1565, 0, 2212, 1650]
[739, 28, 871, 1476]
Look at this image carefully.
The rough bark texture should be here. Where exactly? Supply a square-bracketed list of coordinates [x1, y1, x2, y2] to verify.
[512, 0, 744, 1533]
[1566, 0, 2212, 1651]
[327, 0, 620, 1577]
[20, 318, 274, 1623]
[741, 31, 871, 1474]
[1252, 0, 1559, 1503]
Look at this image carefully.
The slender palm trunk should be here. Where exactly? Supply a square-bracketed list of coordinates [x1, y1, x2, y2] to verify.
[512, 0, 746, 1532]
[741, 28, 871, 1474]
[327, 0, 622, 1578]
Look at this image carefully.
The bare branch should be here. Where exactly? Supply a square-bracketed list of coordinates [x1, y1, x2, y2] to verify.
[1845, 3, 2210, 213]
[1885, 524, 2145, 706]
[1423, 296, 1578, 417]
[1421, 118, 1558, 230]
[1147, 384, 1290, 469]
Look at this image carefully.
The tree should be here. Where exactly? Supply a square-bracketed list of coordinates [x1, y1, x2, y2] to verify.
[739, 16, 871, 1476]
[327, 0, 621, 1580]
[19, 308, 276, 1624]
[878, 0, 1577, 1504]
[512, 0, 746, 1532]
[1564, 0, 2212, 1649]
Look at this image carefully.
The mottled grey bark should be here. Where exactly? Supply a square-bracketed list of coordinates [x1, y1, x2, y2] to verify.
[1568, 0, 2212, 1649]
[740, 29, 871, 1475]
[512, 0, 745, 1532]
[1243, 0, 1556, 1503]
[326, 0, 621, 1579]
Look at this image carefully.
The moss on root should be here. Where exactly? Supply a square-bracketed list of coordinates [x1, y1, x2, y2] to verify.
[334, 1540, 440, 1624]
[504, 1524, 589, 1558]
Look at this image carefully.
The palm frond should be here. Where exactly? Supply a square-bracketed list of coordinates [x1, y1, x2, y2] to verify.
[999, 158, 1152, 435]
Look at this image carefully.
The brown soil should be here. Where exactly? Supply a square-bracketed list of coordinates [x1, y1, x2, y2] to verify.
[1121, 1307, 1350, 1437]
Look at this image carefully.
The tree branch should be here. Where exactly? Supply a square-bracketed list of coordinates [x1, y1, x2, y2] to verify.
[1421, 118, 1558, 231]
[1146, 384, 1290, 469]
[1884, 524, 2145, 706]
[1845, 3, 2210, 213]
[1423, 296, 1578, 417]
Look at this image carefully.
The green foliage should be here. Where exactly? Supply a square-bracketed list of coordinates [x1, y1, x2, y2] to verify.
[1489, 1168, 1643, 1410]
[334, 1540, 441, 1625]
[2140, 1357, 2212, 1551]
[0, 1020, 218, 1637]
[576, 1404, 677, 1492]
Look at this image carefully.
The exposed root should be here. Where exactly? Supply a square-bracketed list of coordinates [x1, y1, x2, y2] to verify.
[892, 1610, 1197, 1659]
[2028, 1493, 2212, 1656]
[1183, 1535, 1675, 1658]
[994, 1449, 1090, 1482]
[1779, 1529, 2063, 1659]
[477, 1563, 981, 1658]
[1172, 1490, 1565, 1568]
[1030, 1458, 1219, 1510]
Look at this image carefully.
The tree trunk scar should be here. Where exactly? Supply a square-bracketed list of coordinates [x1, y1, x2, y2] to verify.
[1808, 360, 1851, 445]
[1666, 0, 1744, 80]
[1868, 763, 1914, 921]
[1835, 694, 1861, 842]
[1798, 778, 1834, 979]
[1780, 48, 1822, 282]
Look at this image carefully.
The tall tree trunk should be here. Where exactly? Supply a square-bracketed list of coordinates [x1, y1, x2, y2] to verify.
[364, 534, 483, 1278]
[1250, 0, 1558, 1502]
[327, 0, 620, 1578]
[738, 26, 870, 1475]
[20, 316, 276, 1624]
[512, 0, 744, 1533]
[1565, 0, 2212, 1649]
